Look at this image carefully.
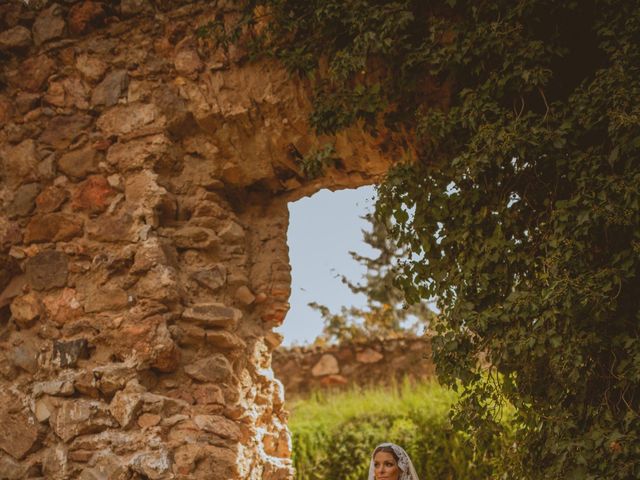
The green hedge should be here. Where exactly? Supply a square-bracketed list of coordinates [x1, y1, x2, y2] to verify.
[289, 381, 507, 479]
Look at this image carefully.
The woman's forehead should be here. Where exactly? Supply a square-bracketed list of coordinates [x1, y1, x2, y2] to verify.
[374, 451, 396, 462]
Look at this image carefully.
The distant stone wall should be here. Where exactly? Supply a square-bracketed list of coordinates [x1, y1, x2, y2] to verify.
[272, 337, 435, 398]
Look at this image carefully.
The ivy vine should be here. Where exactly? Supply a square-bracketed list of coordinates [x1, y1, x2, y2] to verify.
[230, 1, 640, 478]
[299, 143, 339, 179]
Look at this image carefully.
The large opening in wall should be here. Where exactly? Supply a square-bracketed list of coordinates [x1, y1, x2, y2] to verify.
[277, 185, 377, 347]
[273, 185, 446, 480]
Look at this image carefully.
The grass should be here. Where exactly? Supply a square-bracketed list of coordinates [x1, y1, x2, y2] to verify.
[288, 378, 456, 431]
[287, 378, 514, 479]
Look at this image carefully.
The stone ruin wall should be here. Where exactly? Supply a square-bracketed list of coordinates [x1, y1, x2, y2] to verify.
[0, 1, 407, 478]
[273, 337, 436, 399]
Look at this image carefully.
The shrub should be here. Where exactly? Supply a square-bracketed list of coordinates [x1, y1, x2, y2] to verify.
[289, 381, 507, 479]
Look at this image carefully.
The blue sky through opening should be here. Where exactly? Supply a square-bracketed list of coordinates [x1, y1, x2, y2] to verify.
[277, 185, 377, 346]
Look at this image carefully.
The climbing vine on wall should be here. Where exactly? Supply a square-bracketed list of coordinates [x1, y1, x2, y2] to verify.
[299, 143, 338, 179]
[229, 0, 640, 478]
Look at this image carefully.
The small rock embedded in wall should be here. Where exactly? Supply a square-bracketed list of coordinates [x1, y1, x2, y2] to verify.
[52, 338, 89, 368]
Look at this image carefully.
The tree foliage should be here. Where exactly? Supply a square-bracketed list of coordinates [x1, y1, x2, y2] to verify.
[231, 0, 640, 477]
[309, 213, 434, 344]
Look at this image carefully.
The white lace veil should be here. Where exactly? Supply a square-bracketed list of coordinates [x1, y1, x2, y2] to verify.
[367, 443, 420, 480]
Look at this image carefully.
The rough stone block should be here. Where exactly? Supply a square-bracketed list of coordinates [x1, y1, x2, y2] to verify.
[131, 238, 172, 274]
[191, 265, 227, 291]
[81, 285, 128, 313]
[0, 95, 13, 126]
[68, 1, 107, 36]
[25, 213, 83, 243]
[14, 93, 40, 114]
[11, 342, 39, 374]
[134, 265, 180, 303]
[182, 303, 241, 329]
[92, 360, 138, 396]
[106, 134, 170, 171]
[172, 226, 219, 250]
[42, 287, 82, 325]
[58, 146, 99, 179]
[75, 53, 108, 82]
[123, 169, 168, 216]
[0, 222, 23, 253]
[50, 400, 116, 442]
[110, 314, 180, 372]
[10, 55, 55, 92]
[33, 4, 66, 45]
[0, 254, 19, 294]
[311, 354, 340, 377]
[87, 211, 135, 242]
[356, 348, 384, 364]
[174, 47, 202, 77]
[36, 185, 68, 213]
[52, 338, 90, 368]
[0, 139, 39, 187]
[262, 429, 291, 458]
[25, 250, 68, 291]
[172, 322, 206, 347]
[77, 453, 129, 480]
[130, 449, 172, 479]
[173, 444, 201, 476]
[141, 391, 189, 417]
[33, 379, 75, 397]
[137, 413, 161, 428]
[91, 69, 129, 107]
[199, 445, 238, 478]
[34, 398, 55, 423]
[205, 330, 246, 350]
[41, 444, 69, 478]
[184, 355, 232, 383]
[71, 175, 116, 213]
[149, 332, 181, 373]
[10, 292, 42, 328]
[194, 415, 241, 441]
[120, 0, 153, 17]
[109, 389, 143, 428]
[0, 26, 31, 50]
[319, 374, 348, 386]
[7, 183, 41, 218]
[0, 410, 39, 459]
[264, 331, 284, 350]
[219, 221, 245, 243]
[44, 76, 90, 109]
[234, 285, 256, 305]
[96, 103, 161, 136]
[39, 113, 93, 149]
[0, 453, 27, 479]
[193, 384, 225, 406]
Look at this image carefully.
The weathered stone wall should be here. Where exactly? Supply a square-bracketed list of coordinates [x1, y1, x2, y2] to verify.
[0, 1, 406, 478]
[272, 337, 435, 399]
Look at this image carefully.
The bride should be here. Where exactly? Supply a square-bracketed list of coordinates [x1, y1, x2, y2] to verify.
[368, 443, 420, 480]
